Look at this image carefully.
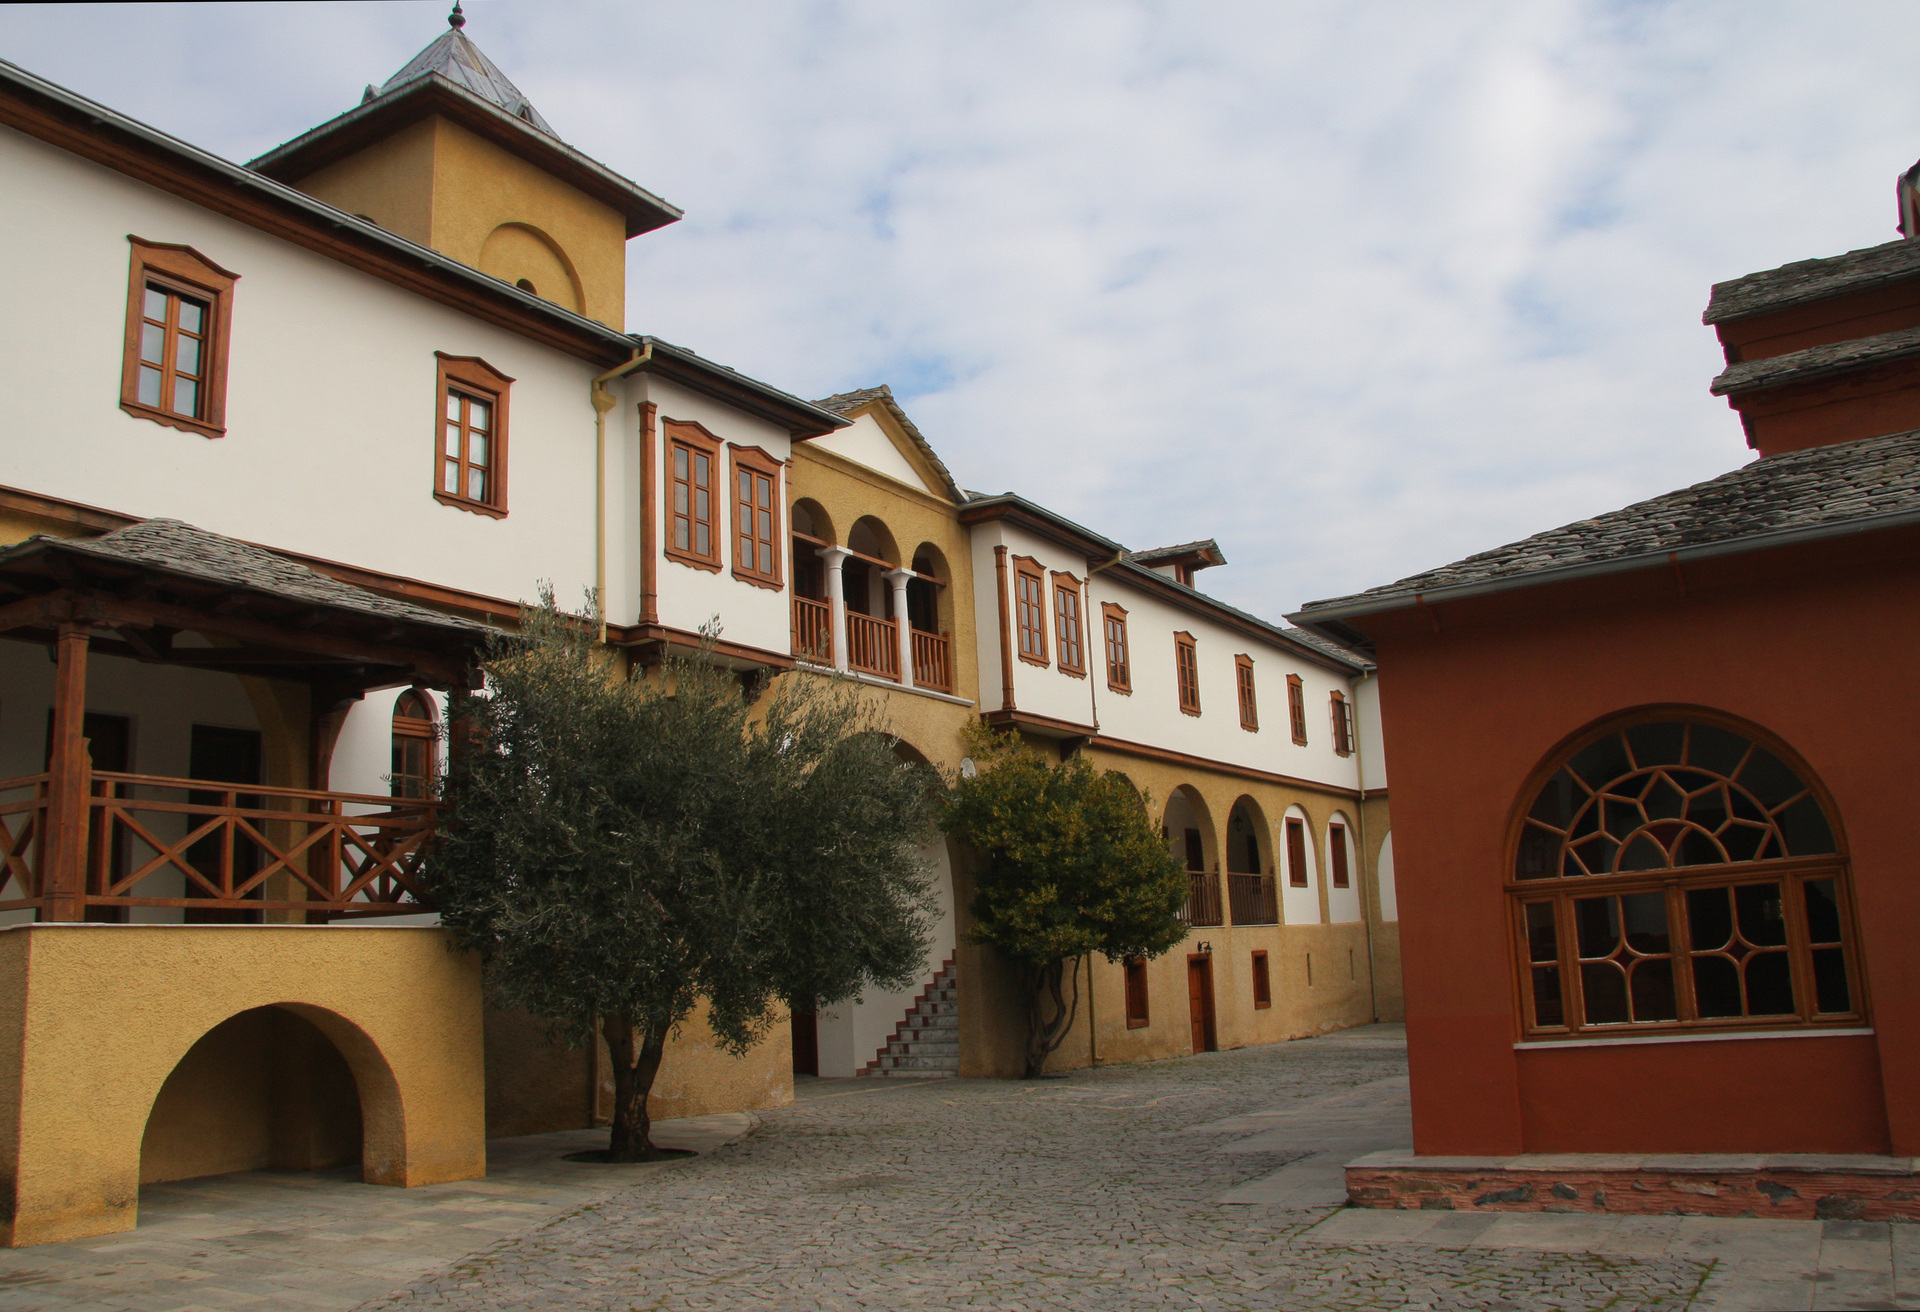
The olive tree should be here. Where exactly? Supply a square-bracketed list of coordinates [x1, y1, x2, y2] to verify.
[432, 593, 938, 1160]
[943, 728, 1189, 1077]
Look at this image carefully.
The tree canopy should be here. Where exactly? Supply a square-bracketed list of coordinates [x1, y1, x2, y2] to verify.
[943, 728, 1188, 1076]
[432, 594, 939, 1158]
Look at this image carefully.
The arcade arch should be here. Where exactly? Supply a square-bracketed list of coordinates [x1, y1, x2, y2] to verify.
[1225, 796, 1278, 925]
[1164, 786, 1219, 927]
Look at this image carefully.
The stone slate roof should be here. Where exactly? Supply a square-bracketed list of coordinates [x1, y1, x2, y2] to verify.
[1711, 325, 1920, 397]
[1297, 429, 1920, 617]
[1, 519, 488, 635]
[1127, 539, 1228, 569]
[373, 20, 555, 136]
[1705, 238, 1920, 325]
[812, 384, 966, 503]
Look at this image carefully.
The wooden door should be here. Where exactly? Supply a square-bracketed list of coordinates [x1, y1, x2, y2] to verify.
[790, 1007, 819, 1076]
[1187, 955, 1217, 1054]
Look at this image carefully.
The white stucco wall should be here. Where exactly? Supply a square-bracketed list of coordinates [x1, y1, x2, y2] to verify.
[0, 127, 604, 619]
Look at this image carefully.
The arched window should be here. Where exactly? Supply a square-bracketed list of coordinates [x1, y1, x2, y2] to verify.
[390, 690, 438, 800]
[1512, 717, 1858, 1040]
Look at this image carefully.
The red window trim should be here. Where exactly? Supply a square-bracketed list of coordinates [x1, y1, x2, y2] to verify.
[1013, 555, 1049, 666]
[1329, 821, 1350, 889]
[1330, 690, 1353, 757]
[1286, 816, 1309, 888]
[1174, 631, 1200, 716]
[1102, 602, 1132, 694]
[664, 419, 723, 572]
[1235, 654, 1258, 732]
[1052, 572, 1086, 677]
[728, 444, 785, 591]
[433, 352, 514, 519]
[120, 236, 239, 439]
[1251, 950, 1272, 1009]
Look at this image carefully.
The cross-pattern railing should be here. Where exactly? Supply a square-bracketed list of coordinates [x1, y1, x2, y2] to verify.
[0, 770, 437, 918]
[1183, 870, 1223, 927]
[1227, 872, 1279, 925]
[911, 629, 952, 693]
[791, 596, 833, 664]
[846, 612, 900, 680]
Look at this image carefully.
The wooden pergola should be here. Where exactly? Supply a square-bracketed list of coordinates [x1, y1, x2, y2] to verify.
[0, 519, 490, 922]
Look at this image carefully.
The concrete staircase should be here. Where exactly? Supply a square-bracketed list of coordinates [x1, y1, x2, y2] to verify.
[860, 956, 959, 1078]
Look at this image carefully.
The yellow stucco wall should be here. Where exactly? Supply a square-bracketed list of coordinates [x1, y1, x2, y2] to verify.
[290, 115, 626, 327]
[0, 925, 484, 1247]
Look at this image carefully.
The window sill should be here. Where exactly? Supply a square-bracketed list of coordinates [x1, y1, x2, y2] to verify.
[1018, 652, 1050, 668]
[1125, 1018, 1150, 1030]
[665, 547, 722, 574]
[1106, 683, 1132, 696]
[1253, 1001, 1272, 1010]
[433, 491, 507, 519]
[1240, 723, 1259, 733]
[731, 568, 783, 591]
[1058, 666, 1086, 679]
[1180, 707, 1202, 718]
[121, 399, 224, 440]
[1517, 1026, 1872, 1051]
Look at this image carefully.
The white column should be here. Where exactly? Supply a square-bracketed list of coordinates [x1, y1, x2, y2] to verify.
[885, 567, 914, 685]
[818, 546, 851, 673]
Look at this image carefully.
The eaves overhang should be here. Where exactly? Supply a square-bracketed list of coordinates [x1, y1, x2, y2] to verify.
[248, 73, 682, 239]
[1288, 504, 1920, 641]
[636, 338, 849, 439]
[957, 493, 1123, 560]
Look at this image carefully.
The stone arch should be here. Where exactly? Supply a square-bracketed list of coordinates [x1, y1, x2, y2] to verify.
[908, 542, 951, 635]
[1164, 785, 1219, 927]
[844, 516, 899, 619]
[847, 515, 898, 565]
[1280, 802, 1322, 925]
[138, 1001, 408, 1188]
[479, 222, 585, 313]
[791, 497, 836, 546]
[1225, 795, 1270, 874]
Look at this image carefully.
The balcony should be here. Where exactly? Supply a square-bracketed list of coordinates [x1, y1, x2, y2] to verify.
[911, 628, 952, 693]
[0, 771, 436, 919]
[1183, 870, 1223, 927]
[791, 595, 833, 665]
[1227, 873, 1279, 926]
[845, 612, 899, 680]
[791, 596, 953, 695]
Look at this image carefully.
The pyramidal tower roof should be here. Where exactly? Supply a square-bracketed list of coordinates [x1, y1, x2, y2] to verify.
[371, 3, 555, 137]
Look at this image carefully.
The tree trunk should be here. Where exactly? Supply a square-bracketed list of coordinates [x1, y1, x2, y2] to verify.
[602, 1012, 671, 1162]
[1024, 956, 1083, 1078]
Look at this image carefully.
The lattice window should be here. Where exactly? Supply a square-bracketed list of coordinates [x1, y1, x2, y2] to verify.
[1512, 718, 1858, 1040]
[1286, 816, 1308, 888]
[1053, 575, 1084, 675]
[1236, 655, 1258, 731]
[1174, 632, 1200, 715]
[1103, 603, 1131, 693]
[1014, 558, 1048, 665]
[665, 421, 722, 569]
[1330, 690, 1353, 756]
[390, 690, 438, 800]
[1287, 674, 1307, 745]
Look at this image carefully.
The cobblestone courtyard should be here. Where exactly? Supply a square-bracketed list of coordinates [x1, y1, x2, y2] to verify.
[7, 1024, 1916, 1310]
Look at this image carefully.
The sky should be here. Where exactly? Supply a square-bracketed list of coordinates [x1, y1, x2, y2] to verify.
[5, 1, 1918, 617]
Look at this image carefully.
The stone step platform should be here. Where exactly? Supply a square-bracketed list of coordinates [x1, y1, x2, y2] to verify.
[1347, 1149, 1920, 1221]
[860, 955, 960, 1079]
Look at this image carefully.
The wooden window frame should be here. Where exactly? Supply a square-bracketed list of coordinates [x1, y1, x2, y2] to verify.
[1251, 950, 1272, 1009]
[1052, 572, 1086, 677]
[663, 419, 723, 572]
[1013, 556, 1049, 666]
[390, 689, 439, 800]
[1287, 674, 1308, 745]
[1124, 957, 1150, 1028]
[1102, 602, 1132, 694]
[1286, 816, 1309, 888]
[1329, 821, 1351, 889]
[728, 444, 785, 590]
[433, 353, 513, 518]
[1330, 690, 1354, 757]
[1235, 654, 1258, 732]
[1511, 715, 1864, 1043]
[121, 237, 238, 439]
[1174, 631, 1201, 716]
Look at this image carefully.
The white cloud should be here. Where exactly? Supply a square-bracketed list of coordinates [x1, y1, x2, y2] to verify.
[5, 0, 1917, 615]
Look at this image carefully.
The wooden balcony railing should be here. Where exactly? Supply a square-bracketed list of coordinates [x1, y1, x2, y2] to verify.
[1227, 873, 1279, 926]
[846, 612, 900, 680]
[1183, 870, 1223, 927]
[792, 596, 833, 664]
[911, 629, 952, 693]
[0, 769, 437, 918]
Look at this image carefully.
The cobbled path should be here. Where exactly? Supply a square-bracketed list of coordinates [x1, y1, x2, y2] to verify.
[364, 1034, 1713, 1311]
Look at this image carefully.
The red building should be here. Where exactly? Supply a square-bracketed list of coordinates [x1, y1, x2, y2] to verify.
[1292, 195, 1920, 1217]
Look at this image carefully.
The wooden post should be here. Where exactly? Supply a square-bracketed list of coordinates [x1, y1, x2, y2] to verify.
[43, 623, 92, 922]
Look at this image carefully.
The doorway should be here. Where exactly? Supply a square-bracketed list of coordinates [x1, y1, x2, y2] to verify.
[185, 724, 264, 923]
[1186, 954, 1217, 1053]
[790, 1007, 819, 1076]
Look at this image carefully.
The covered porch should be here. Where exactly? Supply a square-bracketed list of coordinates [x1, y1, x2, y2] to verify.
[0, 518, 487, 923]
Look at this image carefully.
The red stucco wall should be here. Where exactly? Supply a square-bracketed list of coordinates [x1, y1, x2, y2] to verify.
[1366, 526, 1920, 1156]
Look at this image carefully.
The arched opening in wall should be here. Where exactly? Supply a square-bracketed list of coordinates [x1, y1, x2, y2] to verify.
[390, 689, 438, 799]
[907, 543, 952, 693]
[844, 516, 899, 619]
[1325, 810, 1361, 923]
[1512, 712, 1857, 1041]
[1164, 786, 1219, 927]
[1226, 796, 1277, 925]
[140, 1006, 364, 1186]
[1377, 832, 1397, 922]
[788, 499, 836, 665]
[1280, 805, 1321, 925]
[478, 222, 584, 313]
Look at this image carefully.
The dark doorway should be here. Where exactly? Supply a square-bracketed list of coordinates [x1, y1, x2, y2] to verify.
[185, 724, 264, 923]
[44, 710, 133, 921]
[790, 1006, 819, 1076]
[1186, 955, 1217, 1054]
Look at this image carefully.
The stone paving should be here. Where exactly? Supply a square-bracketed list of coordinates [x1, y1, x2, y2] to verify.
[4, 1025, 1915, 1309]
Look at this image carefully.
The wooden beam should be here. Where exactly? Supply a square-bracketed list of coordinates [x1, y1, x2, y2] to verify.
[43, 623, 91, 921]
